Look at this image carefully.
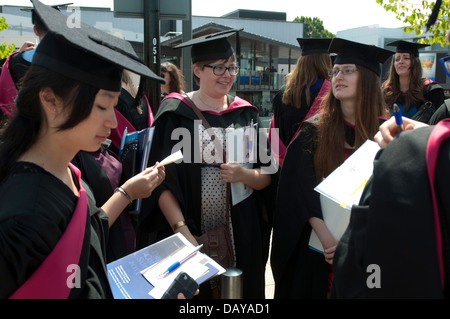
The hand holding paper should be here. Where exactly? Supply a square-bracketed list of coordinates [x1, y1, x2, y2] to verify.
[157, 150, 183, 168]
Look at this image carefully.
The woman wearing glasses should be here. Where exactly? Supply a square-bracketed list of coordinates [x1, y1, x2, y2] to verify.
[138, 30, 272, 299]
[271, 38, 392, 299]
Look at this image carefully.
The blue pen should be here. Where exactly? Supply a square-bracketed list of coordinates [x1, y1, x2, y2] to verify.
[393, 103, 403, 132]
[160, 244, 203, 278]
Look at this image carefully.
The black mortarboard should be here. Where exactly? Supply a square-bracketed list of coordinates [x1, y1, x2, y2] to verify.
[21, 3, 71, 30]
[30, 0, 164, 92]
[329, 38, 393, 76]
[175, 29, 242, 63]
[386, 40, 430, 57]
[297, 38, 332, 56]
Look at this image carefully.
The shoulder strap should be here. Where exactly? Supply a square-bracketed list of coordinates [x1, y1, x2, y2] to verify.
[9, 163, 88, 299]
[184, 95, 212, 129]
[183, 94, 230, 222]
[426, 119, 450, 290]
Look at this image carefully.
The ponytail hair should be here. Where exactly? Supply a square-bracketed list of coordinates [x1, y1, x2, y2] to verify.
[0, 65, 99, 183]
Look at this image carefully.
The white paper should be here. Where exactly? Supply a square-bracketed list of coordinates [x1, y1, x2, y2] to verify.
[230, 163, 254, 206]
[146, 254, 209, 299]
[226, 125, 257, 206]
[156, 150, 183, 168]
[309, 195, 352, 253]
[309, 140, 380, 252]
[314, 140, 380, 209]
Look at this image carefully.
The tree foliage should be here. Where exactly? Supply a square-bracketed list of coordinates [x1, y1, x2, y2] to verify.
[0, 16, 15, 59]
[376, 0, 450, 46]
[293, 16, 335, 38]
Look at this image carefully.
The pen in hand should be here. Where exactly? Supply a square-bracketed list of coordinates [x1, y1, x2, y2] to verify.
[393, 103, 403, 132]
[159, 244, 203, 278]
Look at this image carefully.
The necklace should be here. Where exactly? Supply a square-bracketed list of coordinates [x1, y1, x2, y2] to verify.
[197, 92, 224, 111]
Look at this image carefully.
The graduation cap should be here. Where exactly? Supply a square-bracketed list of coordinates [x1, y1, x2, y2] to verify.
[21, 2, 71, 30]
[30, 0, 164, 92]
[329, 38, 393, 76]
[386, 40, 430, 57]
[175, 29, 243, 63]
[296, 38, 332, 56]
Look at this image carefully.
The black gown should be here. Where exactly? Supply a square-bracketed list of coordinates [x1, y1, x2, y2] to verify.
[0, 162, 113, 299]
[271, 117, 379, 299]
[271, 120, 328, 299]
[138, 93, 271, 298]
[331, 123, 450, 298]
[272, 80, 328, 147]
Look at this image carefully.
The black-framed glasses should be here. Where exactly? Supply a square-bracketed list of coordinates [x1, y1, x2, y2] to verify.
[204, 64, 240, 76]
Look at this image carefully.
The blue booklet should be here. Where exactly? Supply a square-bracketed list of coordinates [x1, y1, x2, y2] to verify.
[107, 233, 226, 299]
[118, 127, 155, 214]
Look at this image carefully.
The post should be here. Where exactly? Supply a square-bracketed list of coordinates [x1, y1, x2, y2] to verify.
[144, 0, 161, 110]
[181, 0, 192, 91]
[221, 267, 243, 299]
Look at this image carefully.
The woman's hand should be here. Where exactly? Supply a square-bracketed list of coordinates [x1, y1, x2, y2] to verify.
[220, 161, 244, 183]
[122, 162, 165, 200]
[375, 116, 429, 147]
[324, 245, 336, 264]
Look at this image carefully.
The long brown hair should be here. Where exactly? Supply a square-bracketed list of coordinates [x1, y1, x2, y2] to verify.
[282, 53, 331, 109]
[314, 66, 389, 181]
[161, 62, 186, 94]
[382, 53, 425, 112]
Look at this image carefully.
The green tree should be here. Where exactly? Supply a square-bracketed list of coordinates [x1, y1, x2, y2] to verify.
[376, 0, 450, 46]
[293, 16, 335, 38]
[0, 16, 15, 59]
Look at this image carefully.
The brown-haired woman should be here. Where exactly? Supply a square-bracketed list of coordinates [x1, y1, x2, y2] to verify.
[269, 38, 332, 166]
[271, 38, 392, 299]
[382, 40, 445, 123]
[160, 62, 186, 98]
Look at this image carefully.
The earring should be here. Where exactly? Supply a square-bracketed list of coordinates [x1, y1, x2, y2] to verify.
[53, 108, 56, 112]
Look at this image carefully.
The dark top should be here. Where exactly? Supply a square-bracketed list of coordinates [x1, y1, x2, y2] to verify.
[271, 116, 385, 299]
[272, 80, 325, 147]
[331, 125, 450, 298]
[138, 93, 270, 298]
[0, 162, 113, 299]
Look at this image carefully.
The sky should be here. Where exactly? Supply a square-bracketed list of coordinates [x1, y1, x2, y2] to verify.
[0, 0, 406, 33]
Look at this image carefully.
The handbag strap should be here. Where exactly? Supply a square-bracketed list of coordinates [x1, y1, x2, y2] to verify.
[183, 94, 231, 224]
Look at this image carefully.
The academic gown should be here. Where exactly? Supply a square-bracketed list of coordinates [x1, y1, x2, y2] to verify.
[391, 80, 445, 122]
[0, 162, 113, 299]
[270, 120, 327, 299]
[331, 125, 450, 298]
[138, 93, 270, 299]
[271, 117, 374, 299]
[272, 80, 327, 147]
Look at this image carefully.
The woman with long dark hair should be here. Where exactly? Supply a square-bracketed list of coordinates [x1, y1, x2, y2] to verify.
[271, 38, 392, 299]
[270, 38, 332, 166]
[0, 0, 164, 299]
[382, 40, 445, 123]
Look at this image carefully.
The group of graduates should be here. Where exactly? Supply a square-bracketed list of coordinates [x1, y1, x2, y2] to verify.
[0, 0, 450, 300]
[270, 35, 449, 299]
